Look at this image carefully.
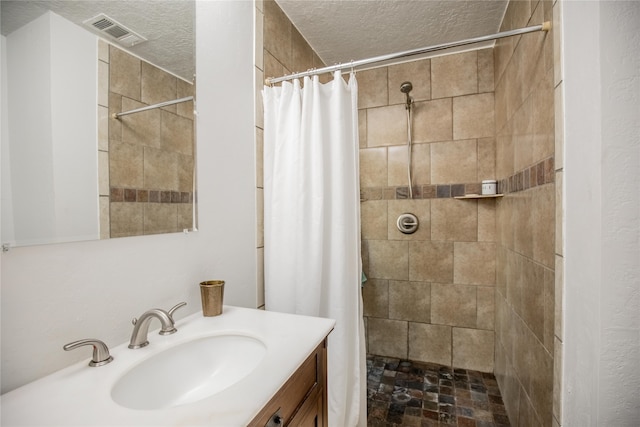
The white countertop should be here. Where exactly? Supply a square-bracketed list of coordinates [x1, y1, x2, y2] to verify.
[0, 306, 335, 426]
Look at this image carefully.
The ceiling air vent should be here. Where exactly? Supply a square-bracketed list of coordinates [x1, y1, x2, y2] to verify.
[83, 14, 147, 47]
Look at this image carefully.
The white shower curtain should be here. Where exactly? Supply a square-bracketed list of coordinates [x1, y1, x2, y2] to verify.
[263, 71, 366, 427]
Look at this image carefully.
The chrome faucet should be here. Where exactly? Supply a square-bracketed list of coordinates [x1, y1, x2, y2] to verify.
[128, 302, 186, 349]
[63, 338, 114, 367]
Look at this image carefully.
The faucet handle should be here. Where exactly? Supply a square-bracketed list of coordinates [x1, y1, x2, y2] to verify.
[167, 302, 187, 321]
[63, 339, 114, 367]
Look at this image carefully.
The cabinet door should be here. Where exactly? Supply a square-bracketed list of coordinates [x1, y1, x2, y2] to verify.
[288, 389, 322, 427]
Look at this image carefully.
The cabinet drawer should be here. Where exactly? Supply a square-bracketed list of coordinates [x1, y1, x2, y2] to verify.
[249, 340, 327, 427]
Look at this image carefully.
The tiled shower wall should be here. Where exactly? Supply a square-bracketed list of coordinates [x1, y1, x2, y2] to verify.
[493, 0, 560, 426]
[101, 42, 195, 238]
[360, 50, 498, 373]
[255, 0, 327, 308]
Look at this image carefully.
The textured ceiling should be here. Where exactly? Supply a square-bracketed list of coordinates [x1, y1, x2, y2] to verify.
[1, 0, 194, 82]
[275, 0, 509, 66]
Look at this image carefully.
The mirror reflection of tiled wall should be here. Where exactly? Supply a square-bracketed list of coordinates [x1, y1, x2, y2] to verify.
[97, 40, 195, 238]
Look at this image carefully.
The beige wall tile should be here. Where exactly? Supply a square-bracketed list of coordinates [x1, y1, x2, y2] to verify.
[98, 39, 109, 62]
[110, 203, 143, 237]
[109, 46, 140, 100]
[452, 328, 494, 372]
[431, 199, 478, 242]
[431, 283, 477, 328]
[98, 151, 110, 196]
[430, 139, 478, 184]
[256, 128, 264, 187]
[109, 93, 122, 141]
[478, 137, 496, 180]
[454, 242, 496, 285]
[410, 142, 431, 185]
[453, 93, 495, 140]
[121, 98, 161, 148]
[532, 185, 555, 268]
[413, 98, 453, 143]
[387, 199, 430, 241]
[177, 154, 194, 192]
[478, 48, 495, 93]
[512, 95, 534, 172]
[141, 62, 177, 109]
[388, 145, 409, 187]
[361, 200, 388, 240]
[477, 286, 495, 330]
[388, 143, 430, 186]
[255, 68, 265, 130]
[513, 192, 534, 258]
[358, 68, 388, 109]
[256, 188, 264, 247]
[367, 104, 406, 147]
[532, 68, 555, 162]
[98, 106, 109, 151]
[359, 147, 388, 187]
[369, 240, 409, 280]
[358, 110, 367, 148]
[553, 337, 563, 422]
[98, 60, 109, 108]
[388, 59, 431, 104]
[529, 337, 554, 426]
[554, 82, 564, 171]
[521, 259, 546, 342]
[555, 171, 563, 256]
[109, 141, 143, 188]
[161, 111, 194, 155]
[544, 267, 555, 351]
[409, 241, 453, 282]
[478, 199, 496, 242]
[363, 279, 389, 318]
[389, 281, 430, 323]
[554, 255, 563, 340]
[368, 318, 408, 359]
[255, 7, 264, 70]
[99, 197, 110, 239]
[257, 247, 265, 307]
[408, 323, 451, 365]
[553, 0, 563, 86]
[263, 0, 291, 70]
[144, 203, 178, 235]
[263, 51, 284, 86]
[431, 51, 478, 99]
[291, 26, 314, 73]
[144, 147, 178, 190]
[177, 203, 194, 231]
[176, 79, 194, 119]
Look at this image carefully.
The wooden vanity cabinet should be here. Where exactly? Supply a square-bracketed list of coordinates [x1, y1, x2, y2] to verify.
[249, 339, 328, 427]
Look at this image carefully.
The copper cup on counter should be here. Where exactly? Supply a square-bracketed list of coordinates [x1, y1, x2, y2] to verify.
[199, 280, 225, 316]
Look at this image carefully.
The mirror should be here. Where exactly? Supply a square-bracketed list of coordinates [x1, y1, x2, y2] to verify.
[1, 1, 196, 248]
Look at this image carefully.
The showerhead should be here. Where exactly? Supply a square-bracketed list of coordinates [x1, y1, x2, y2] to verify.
[400, 81, 413, 93]
[400, 81, 413, 109]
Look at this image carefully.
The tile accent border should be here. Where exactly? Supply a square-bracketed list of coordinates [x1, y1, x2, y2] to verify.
[498, 156, 555, 195]
[110, 187, 193, 204]
[360, 156, 555, 202]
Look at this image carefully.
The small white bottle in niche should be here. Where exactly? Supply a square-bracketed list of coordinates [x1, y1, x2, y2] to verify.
[482, 180, 497, 195]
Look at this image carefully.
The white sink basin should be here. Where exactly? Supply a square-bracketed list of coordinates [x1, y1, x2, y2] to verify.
[111, 334, 266, 410]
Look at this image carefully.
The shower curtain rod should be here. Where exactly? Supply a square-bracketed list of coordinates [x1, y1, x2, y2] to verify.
[265, 22, 551, 85]
[112, 96, 194, 119]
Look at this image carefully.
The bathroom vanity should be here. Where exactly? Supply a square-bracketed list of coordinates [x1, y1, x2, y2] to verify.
[0, 306, 335, 426]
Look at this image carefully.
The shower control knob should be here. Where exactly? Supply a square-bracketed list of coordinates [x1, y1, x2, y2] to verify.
[397, 213, 419, 234]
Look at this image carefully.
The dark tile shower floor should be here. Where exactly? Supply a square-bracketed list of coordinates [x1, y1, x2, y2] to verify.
[367, 355, 511, 427]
